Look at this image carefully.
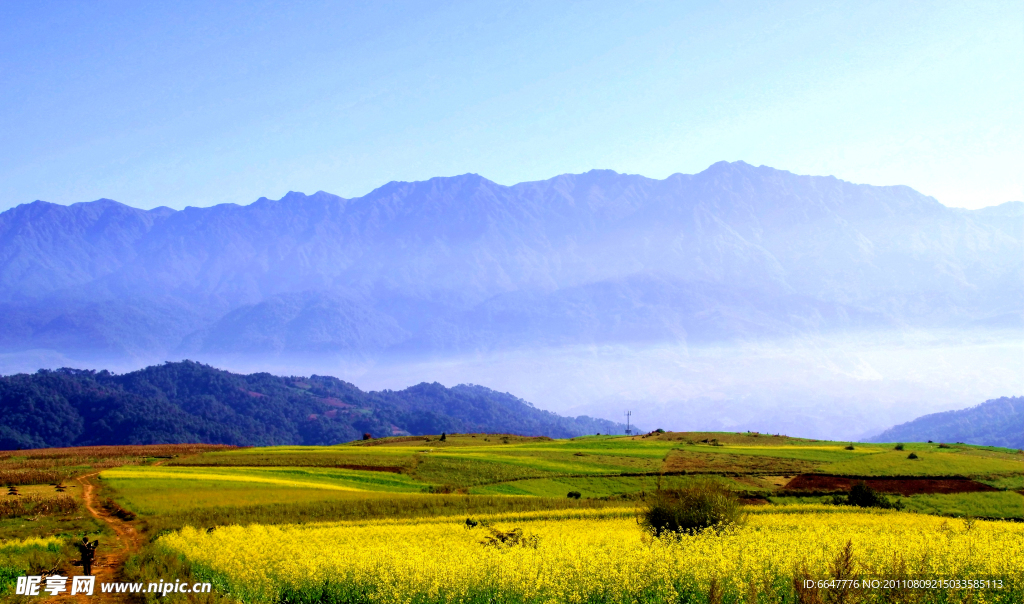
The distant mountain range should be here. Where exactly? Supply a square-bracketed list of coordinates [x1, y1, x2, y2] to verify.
[0, 162, 1020, 438]
[0, 361, 631, 449]
[871, 397, 1024, 449]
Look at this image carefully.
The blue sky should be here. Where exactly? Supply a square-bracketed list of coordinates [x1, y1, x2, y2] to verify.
[1, 0, 1020, 212]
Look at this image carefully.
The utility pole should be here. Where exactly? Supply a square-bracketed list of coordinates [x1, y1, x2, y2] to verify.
[624, 410, 631, 436]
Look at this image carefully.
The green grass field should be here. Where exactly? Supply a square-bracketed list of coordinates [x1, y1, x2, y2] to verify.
[819, 449, 1023, 476]
[901, 491, 1024, 519]
[770, 492, 1024, 519]
[96, 432, 1023, 520]
[979, 474, 1024, 490]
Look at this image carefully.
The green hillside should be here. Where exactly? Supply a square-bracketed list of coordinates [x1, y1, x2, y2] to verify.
[872, 396, 1024, 449]
[0, 361, 630, 449]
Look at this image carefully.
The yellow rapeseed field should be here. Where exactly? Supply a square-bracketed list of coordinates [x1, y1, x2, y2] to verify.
[0, 535, 63, 551]
[160, 506, 1024, 603]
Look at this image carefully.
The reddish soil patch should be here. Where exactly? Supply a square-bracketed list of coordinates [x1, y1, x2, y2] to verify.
[783, 474, 1000, 496]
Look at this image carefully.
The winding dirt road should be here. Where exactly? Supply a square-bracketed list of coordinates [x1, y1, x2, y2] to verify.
[44, 472, 142, 603]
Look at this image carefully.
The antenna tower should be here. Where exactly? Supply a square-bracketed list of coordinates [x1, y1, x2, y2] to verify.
[624, 410, 631, 436]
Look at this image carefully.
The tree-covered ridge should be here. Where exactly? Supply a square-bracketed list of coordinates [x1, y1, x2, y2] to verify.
[0, 361, 631, 449]
[870, 396, 1023, 449]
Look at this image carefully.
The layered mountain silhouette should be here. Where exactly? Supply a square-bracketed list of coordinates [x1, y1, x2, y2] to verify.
[1, 161, 1021, 438]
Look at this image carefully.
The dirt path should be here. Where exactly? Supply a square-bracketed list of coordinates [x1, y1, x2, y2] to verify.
[45, 472, 142, 603]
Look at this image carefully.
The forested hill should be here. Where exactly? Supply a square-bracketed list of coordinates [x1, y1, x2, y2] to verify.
[870, 396, 1024, 449]
[0, 362, 631, 448]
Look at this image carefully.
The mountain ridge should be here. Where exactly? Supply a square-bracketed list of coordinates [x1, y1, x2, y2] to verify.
[870, 397, 1024, 449]
[1, 162, 1020, 438]
[4, 162, 1011, 304]
[0, 361, 633, 449]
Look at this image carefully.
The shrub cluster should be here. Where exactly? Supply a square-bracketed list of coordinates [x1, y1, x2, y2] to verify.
[829, 482, 904, 510]
[638, 477, 744, 536]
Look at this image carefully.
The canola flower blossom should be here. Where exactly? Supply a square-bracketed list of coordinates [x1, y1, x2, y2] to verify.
[160, 505, 1024, 603]
[0, 535, 63, 552]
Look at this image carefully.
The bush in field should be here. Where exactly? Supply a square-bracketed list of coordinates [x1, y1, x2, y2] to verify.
[830, 482, 904, 510]
[894, 443, 904, 451]
[907, 452, 919, 459]
[639, 477, 743, 536]
[567, 491, 581, 499]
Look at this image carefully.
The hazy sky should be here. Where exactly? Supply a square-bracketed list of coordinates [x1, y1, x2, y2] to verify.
[1, 1, 1020, 212]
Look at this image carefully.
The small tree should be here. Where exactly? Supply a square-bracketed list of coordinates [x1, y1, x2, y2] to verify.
[362, 433, 372, 441]
[834, 482, 904, 510]
[894, 443, 904, 451]
[639, 477, 743, 536]
[440, 432, 447, 442]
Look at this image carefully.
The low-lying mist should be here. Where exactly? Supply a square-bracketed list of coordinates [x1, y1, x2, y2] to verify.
[8, 328, 1015, 442]
[320, 329, 1023, 441]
